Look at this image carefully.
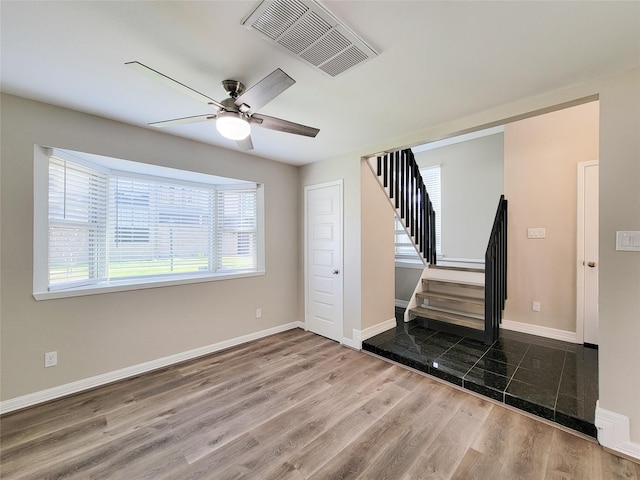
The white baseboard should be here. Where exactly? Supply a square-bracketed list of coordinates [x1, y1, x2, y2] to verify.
[342, 330, 361, 350]
[344, 317, 397, 351]
[361, 318, 397, 341]
[501, 318, 579, 344]
[395, 299, 409, 308]
[0, 321, 303, 415]
[595, 402, 640, 461]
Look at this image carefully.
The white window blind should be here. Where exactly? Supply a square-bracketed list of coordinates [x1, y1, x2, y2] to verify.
[48, 157, 108, 287]
[423, 165, 442, 254]
[395, 165, 441, 261]
[108, 176, 216, 278]
[45, 154, 258, 292]
[216, 189, 257, 271]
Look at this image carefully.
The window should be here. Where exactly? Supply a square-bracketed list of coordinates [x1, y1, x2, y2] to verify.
[34, 147, 264, 299]
[395, 165, 441, 264]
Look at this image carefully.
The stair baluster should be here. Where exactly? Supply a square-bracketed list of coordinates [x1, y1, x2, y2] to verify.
[484, 195, 508, 345]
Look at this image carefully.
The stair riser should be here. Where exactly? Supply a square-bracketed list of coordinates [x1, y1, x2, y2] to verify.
[425, 283, 484, 300]
[424, 268, 484, 284]
[409, 306, 484, 331]
[421, 299, 484, 316]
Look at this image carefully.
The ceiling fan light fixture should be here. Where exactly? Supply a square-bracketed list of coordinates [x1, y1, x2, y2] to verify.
[216, 111, 251, 140]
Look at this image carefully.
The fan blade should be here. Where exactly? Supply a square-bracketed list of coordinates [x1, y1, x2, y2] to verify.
[251, 114, 319, 138]
[126, 61, 225, 110]
[235, 69, 295, 113]
[149, 114, 216, 128]
[236, 135, 254, 151]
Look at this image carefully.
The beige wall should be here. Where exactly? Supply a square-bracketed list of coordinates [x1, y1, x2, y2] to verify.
[504, 102, 599, 332]
[360, 160, 395, 329]
[0, 94, 301, 401]
[416, 133, 504, 260]
[598, 69, 640, 442]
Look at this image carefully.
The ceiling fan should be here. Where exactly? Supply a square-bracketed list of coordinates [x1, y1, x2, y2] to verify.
[126, 61, 320, 151]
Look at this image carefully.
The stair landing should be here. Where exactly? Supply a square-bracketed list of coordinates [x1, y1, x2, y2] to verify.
[362, 309, 599, 438]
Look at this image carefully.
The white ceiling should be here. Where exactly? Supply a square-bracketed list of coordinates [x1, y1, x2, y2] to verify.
[1, 1, 638, 166]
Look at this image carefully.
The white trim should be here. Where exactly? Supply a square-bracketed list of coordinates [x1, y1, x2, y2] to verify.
[500, 318, 579, 344]
[395, 299, 409, 308]
[595, 402, 640, 461]
[437, 257, 485, 265]
[33, 270, 266, 300]
[361, 318, 397, 341]
[576, 159, 599, 344]
[411, 125, 505, 153]
[343, 318, 397, 351]
[405, 267, 430, 322]
[342, 330, 362, 350]
[0, 322, 302, 415]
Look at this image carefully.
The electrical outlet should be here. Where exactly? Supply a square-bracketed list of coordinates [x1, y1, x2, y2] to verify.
[256, 308, 262, 318]
[532, 301, 541, 312]
[44, 351, 57, 367]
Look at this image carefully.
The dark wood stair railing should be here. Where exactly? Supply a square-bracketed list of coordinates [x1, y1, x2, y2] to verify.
[484, 195, 508, 345]
[376, 149, 437, 265]
[374, 150, 507, 345]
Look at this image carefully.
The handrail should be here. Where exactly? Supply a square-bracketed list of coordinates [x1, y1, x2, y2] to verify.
[376, 149, 437, 265]
[484, 195, 508, 345]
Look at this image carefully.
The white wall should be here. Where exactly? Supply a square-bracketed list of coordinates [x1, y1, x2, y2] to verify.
[415, 133, 504, 260]
[395, 266, 422, 303]
[0, 94, 302, 401]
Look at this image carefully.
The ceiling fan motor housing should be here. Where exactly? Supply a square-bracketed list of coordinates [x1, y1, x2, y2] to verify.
[221, 97, 242, 113]
[222, 79, 245, 98]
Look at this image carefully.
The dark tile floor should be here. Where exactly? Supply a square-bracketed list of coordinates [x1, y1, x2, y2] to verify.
[362, 309, 599, 437]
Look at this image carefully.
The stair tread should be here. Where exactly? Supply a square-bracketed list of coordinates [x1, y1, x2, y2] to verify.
[410, 306, 484, 330]
[430, 264, 485, 273]
[416, 291, 484, 305]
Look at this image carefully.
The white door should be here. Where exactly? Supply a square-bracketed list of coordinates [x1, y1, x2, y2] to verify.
[305, 181, 343, 342]
[577, 161, 599, 345]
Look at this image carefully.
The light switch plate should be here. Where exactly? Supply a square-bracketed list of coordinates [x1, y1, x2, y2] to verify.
[528, 228, 546, 239]
[616, 231, 640, 251]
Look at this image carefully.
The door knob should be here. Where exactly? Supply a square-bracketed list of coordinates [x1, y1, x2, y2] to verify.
[332, 269, 340, 274]
[587, 261, 597, 268]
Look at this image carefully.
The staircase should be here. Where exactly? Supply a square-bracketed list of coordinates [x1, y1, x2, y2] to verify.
[369, 149, 507, 345]
[409, 264, 487, 342]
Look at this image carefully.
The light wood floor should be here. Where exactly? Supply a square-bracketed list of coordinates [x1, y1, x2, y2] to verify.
[1, 329, 639, 480]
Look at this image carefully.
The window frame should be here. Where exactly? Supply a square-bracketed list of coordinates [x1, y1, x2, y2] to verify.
[33, 146, 265, 300]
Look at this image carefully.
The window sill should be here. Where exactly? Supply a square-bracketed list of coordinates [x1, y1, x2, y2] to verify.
[33, 270, 266, 301]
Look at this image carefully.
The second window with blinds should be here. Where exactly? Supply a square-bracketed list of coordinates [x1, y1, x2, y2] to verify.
[395, 165, 441, 265]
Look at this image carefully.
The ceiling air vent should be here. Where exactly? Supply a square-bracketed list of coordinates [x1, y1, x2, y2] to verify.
[242, 0, 378, 77]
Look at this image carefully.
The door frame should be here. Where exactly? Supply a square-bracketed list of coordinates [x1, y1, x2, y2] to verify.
[576, 159, 599, 344]
[304, 180, 344, 342]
